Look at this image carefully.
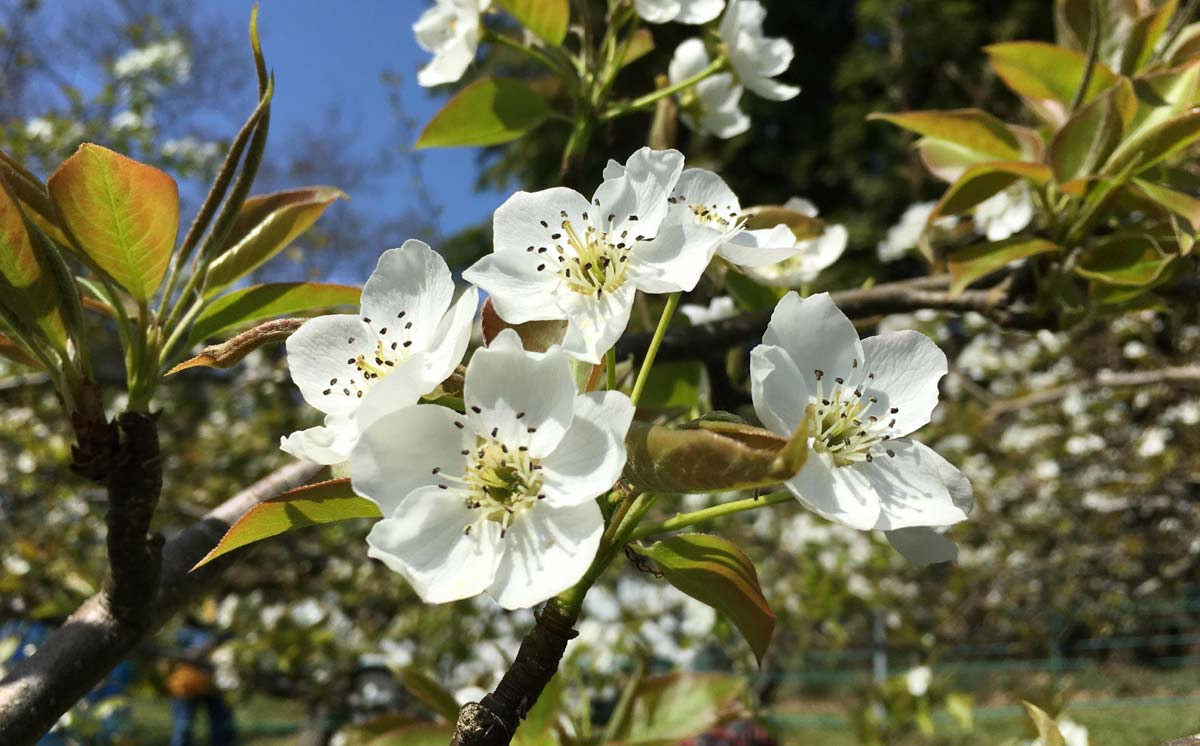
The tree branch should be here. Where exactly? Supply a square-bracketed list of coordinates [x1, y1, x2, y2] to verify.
[0, 459, 323, 745]
[985, 365, 1200, 421]
[104, 411, 164, 622]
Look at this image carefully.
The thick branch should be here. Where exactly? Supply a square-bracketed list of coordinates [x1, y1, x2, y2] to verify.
[104, 411, 164, 621]
[450, 602, 579, 746]
[0, 460, 323, 745]
[615, 275, 1041, 362]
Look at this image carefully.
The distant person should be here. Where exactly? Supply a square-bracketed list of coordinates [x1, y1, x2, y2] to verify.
[166, 614, 236, 746]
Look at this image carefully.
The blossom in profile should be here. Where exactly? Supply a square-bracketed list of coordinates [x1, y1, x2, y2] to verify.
[750, 293, 972, 563]
[745, 196, 847, 287]
[670, 39, 750, 138]
[351, 330, 635, 609]
[974, 182, 1034, 241]
[635, 0, 725, 24]
[466, 147, 721, 363]
[680, 296, 738, 325]
[414, 0, 489, 87]
[281, 240, 477, 464]
[718, 0, 799, 101]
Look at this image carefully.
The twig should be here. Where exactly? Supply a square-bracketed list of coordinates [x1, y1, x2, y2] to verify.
[985, 366, 1200, 421]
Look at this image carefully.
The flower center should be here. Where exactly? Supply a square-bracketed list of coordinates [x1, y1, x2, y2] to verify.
[528, 211, 635, 298]
[669, 192, 741, 234]
[321, 312, 419, 403]
[806, 366, 900, 468]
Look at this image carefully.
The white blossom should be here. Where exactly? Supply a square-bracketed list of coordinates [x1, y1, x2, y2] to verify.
[24, 118, 54, 141]
[903, 665, 932, 696]
[414, 0, 489, 87]
[352, 330, 635, 609]
[718, 0, 799, 101]
[745, 196, 847, 287]
[635, 0, 724, 24]
[974, 182, 1034, 241]
[750, 293, 972, 563]
[877, 202, 959, 263]
[113, 38, 190, 86]
[680, 296, 737, 325]
[669, 39, 749, 138]
[465, 147, 720, 363]
[281, 240, 478, 464]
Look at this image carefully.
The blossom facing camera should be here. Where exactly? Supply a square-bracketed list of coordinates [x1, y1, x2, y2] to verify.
[669, 39, 749, 139]
[413, 0, 489, 87]
[351, 329, 636, 609]
[281, 240, 478, 465]
[719, 0, 800, 101]
[465, 147, 721, 363]
[635, 0, 725, 24]
[750, 293, 972, 563]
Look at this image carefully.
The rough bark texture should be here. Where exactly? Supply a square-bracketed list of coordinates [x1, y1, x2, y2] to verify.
[0, 460, 323, 745]
[104, 411, 165, 622]
[450, 603, 579, 746]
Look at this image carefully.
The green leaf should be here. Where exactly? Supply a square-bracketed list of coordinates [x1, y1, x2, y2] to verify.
[1128, 178, 1200, 228]
[395, 669, 461, 723]
[1076, 235, 1175, 286]
[204, 186, 345, 295]
[869, 109, 1024, 161]
[0, 178, 65, 348]
[47, 143, 179, 301]
[191, 478, 381, 570]
[619, 28, 655, 68]
[947, 237, 1061, 297]
[416, 78, 550, 149]
[637, 361, 703, 410]
[497, 0, 569, 46]
[606, 672, 745, 745]
[1166, 22, 1200, 66]
[724, 270, 781, 311]
[1023, 702, 1066, 746]
[641, 535, 776, 666]
[1119, 0, 1177, 74]
[1108, 60, 1200, 168]
[1107, 107, 1200, 176]
[0, 332, 41, 369]
[190, 282, 360, 344]
[1049, 79, 1135, 182]
[985, 42, 1118, 125]
[514, 673, 562, 746]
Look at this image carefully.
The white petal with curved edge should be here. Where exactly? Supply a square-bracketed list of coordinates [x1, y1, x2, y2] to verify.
[421, 286, 479, 387]
[719, 225, 798, 267]
[672, 168, 741, 218]
[350, 403, 470, 517]
[557, 283, 636, 364]
[750, 343, 811, 436]
[285, 315, 375, 417]
[279, 415, 358, 465]
[464, 329, 577, 455]
[785, 452, 880, 531]
[539, 391, 635, 507]
[764, 292, 865, 387]
[488, 501, 604, 609]
[796, 224, 847, 277]
[785, 197, 819, 217]
[635, 0, 681, 23]
[367, 486, 502, 604]
[676, 0, 725, 23]
[698, 106, 751, 139]
[360, 240, 454, 354]
[595, 147, 684, 237]
[860, 330, 947, 436]
[413, 3, 454, 52]
[886, 527, 958, 566]
[670, 38, 711, 81]
[742, 72, 800, 101]
[628, 219, 721, 293]
[490, 187, 594, 258]
[355, 352, 432, 435]
[418, 33, 477, 87]
[863, 439, 971, 531]
[464, 252, 561, 325]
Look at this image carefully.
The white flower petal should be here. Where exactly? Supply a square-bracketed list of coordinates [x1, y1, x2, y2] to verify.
[628, 219, 720, 293]
[488, 501, 603, 609]
[763, 292, 865, 388]
[742, 73, 801, 101]
[785, 451, 880, 530]
[719, 225, 798, 267]
[285, 315, 375, 416]
[672, 168, 741, 218]
[885, 527, 959, 566]
[595, 147, 684, 237]
[557, 283, 636, 364]
[720, 0, 799, 101]
[463, 251, 561, 325]
[464, 329, 577, 455]
[367, 485, 502, 604]
[355, 352, 433, 435]
[697, 105, 751, 139]
[862, 439, 971, 531]
[676, 0, 725, 24]
[750, 343, 810, 435]
[860, 330, 947, 436]
[784, 197, 819, 217]
[360, 240, 454, 354]
[421, 286, 479, 386]
[539, 391, 635, 507]
[669, 38, 710, 81]
[634, 0, 681, 23]
[351, 403, 470, 516]
[279, 416, 357, 465]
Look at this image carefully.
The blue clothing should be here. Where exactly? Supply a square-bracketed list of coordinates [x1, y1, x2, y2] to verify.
[170, 693, 236, 746]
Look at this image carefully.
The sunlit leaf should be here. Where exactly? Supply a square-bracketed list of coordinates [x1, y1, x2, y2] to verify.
[636, 361, 703, 410]
[869, 109, 1023, 161]
[1023, 702, 1066, 746]
[1118, 0, 1177, 74]
[191, 478, 381, 570]
[190, 282, 360, 344]
[47, 143, 179, 301]
[1128, 178, 1200, 228]
[947, 237, 1061, 297]
[514, 673, 562, 746]
[619, 28, 655, 68]
[496, 0, 569, 46]
[1075, 234, 1174, 286]
[0, 332, 41, 369]
[1050, 79, 1135, 182]
[642, 534, 776, 665]
[985, 42, 1118, 125]
[416, 78, 550, 149]
[0, 178, 65, 348]
[605, 673, 745, 745]
[204, 186, 345, 295]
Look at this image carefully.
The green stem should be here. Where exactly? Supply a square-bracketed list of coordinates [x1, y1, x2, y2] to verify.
[606, 348, 617, 390]
[628, 491, 793, 542]
[1067, 0, 1101, 114]
[602, 56, 727, 121]
[629, 292, 679, 406]
[484, 29, 570, 77]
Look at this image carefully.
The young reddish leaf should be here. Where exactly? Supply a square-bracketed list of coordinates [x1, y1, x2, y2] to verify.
[985, 42, 1118, 126]
[204, 186, 345, 295]
[1049, 79, 1136, 183]
[190, 281, 360, 344]
[0, 150, 67, 246]
[191, 478, 381, 570]
[1129, 178, 1200, 228]
[496, 0, 569, 46]
[1119, 0, 1177, 74]
[1075, 235, 1175, 286]
[169, 318, 305, 375]
[642, 535, 774, 665]
[47, 143, 179, 301]
[416, 78, 550, 149]
[0, 178, 65, 347]
[0, 332, 41, 369]
[606, 672, 746, 746]
[870, 109, 1023, 161]
[948, 237, 1061, 297]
